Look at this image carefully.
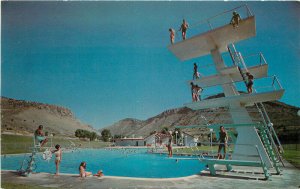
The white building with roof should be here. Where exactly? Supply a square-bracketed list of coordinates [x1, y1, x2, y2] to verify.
[114, 132, 197, 147]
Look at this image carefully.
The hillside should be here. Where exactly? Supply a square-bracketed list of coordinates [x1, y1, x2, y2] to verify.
[1, 97, 98, 137]
[103, 99, 300, 143]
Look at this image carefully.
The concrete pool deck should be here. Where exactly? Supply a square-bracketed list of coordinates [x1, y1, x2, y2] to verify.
[1, 160, 299, 189]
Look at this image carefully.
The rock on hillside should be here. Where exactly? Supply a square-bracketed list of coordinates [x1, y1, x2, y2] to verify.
[1, 97, 98, 137]
[103, 99, 300, 143]
[103, 118, 144, 137]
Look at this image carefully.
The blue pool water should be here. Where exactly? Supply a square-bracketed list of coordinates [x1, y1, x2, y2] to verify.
[1, 149, 205, 178]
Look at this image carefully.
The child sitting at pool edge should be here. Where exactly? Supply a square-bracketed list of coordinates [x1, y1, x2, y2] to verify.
[93, 170, 104, 177]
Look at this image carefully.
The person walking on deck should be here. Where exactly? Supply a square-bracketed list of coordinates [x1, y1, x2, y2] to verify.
[179, 19, 189, 40]
[217, 126, 228, 159]
[230, 11, 241, 28]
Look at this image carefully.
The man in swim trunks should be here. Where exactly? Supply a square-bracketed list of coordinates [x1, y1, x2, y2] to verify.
[34, 125, 48, 147]
[167, 131, 173, 157]
[217, 126, 228, 159]
[179, 19, 189, 40]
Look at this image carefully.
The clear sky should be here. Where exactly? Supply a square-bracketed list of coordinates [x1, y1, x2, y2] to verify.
[2, 1, 299, 129]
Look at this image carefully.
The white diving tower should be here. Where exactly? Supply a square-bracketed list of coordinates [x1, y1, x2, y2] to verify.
[168, 5, 284, 173]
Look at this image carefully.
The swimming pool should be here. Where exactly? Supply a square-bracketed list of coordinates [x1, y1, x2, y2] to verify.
[1, 148, 205, 178]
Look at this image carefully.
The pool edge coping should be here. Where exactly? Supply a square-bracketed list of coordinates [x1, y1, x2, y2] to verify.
[1, 170, 201, 181]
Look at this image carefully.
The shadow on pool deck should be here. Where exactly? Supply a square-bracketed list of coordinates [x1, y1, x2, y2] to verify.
[1, 160, 300, 189]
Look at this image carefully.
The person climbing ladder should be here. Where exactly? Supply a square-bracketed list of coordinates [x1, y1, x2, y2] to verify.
[246, 72, 254, 93]
[193, 63, 199, 80]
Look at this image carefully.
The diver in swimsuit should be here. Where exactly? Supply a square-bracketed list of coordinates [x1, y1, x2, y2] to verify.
[179, 19, 189, 40]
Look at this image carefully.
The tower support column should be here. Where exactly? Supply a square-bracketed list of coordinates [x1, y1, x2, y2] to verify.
[210, 48, 272, 167]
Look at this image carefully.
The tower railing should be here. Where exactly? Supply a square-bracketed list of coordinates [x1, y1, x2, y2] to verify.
[173, 4, 253, 42]
[226, 52, 268, 68]
[192, 75, 284, 102]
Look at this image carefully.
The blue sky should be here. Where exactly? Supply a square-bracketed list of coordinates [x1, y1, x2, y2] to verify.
[2, 2, 299, 129]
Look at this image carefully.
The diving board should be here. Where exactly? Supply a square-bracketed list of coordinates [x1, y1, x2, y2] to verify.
[168, 16, 256, 61]
[200, 158, 270, 180]
[188, 64, 268, 88]
[185, 89, 284, 110]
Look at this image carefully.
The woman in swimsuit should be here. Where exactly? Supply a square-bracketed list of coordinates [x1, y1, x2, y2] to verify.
[52, 144, 62, 176]
[169, 28, 175, 44]
[79, 162, 92, 177]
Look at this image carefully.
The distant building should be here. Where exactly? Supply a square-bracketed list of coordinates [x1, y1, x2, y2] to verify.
[114, 137, 144, 146]
[182, 132, 198, 147]
[114, 132, 197, 147]
[115, 132, 171, 147]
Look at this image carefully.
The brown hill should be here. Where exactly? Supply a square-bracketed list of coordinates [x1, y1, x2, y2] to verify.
[103, 98, 300, 143]
[1, 97, 98, 137]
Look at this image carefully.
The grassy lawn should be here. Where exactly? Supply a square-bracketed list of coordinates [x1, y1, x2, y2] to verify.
[1, 134, 111, 154]
[282, 144, 300, 168]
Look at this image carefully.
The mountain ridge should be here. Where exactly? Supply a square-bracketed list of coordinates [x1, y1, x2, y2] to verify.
[1, 96, 98, 136]
[103, 97, 300, 143]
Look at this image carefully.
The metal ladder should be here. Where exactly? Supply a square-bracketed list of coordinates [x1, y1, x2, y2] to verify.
[227, 44, 284, 172]
[18, 147, 38, 177]
[255, 102, 285, 169]
[227, 44, 249, 87]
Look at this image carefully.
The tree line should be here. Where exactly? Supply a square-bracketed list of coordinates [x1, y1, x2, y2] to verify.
[74, 129, 113, 142]
[75, 129, 99, 141]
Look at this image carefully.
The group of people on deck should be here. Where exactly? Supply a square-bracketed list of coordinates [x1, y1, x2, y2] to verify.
[34, 125, 104, 178]
[168, 11, 241, 44]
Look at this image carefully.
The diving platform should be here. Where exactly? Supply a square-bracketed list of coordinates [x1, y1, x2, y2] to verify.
[185, 89, 284, 110]
[168, 16, 256, 61]
[188, 64, 268, 88]
[167, 5, 284, 174]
